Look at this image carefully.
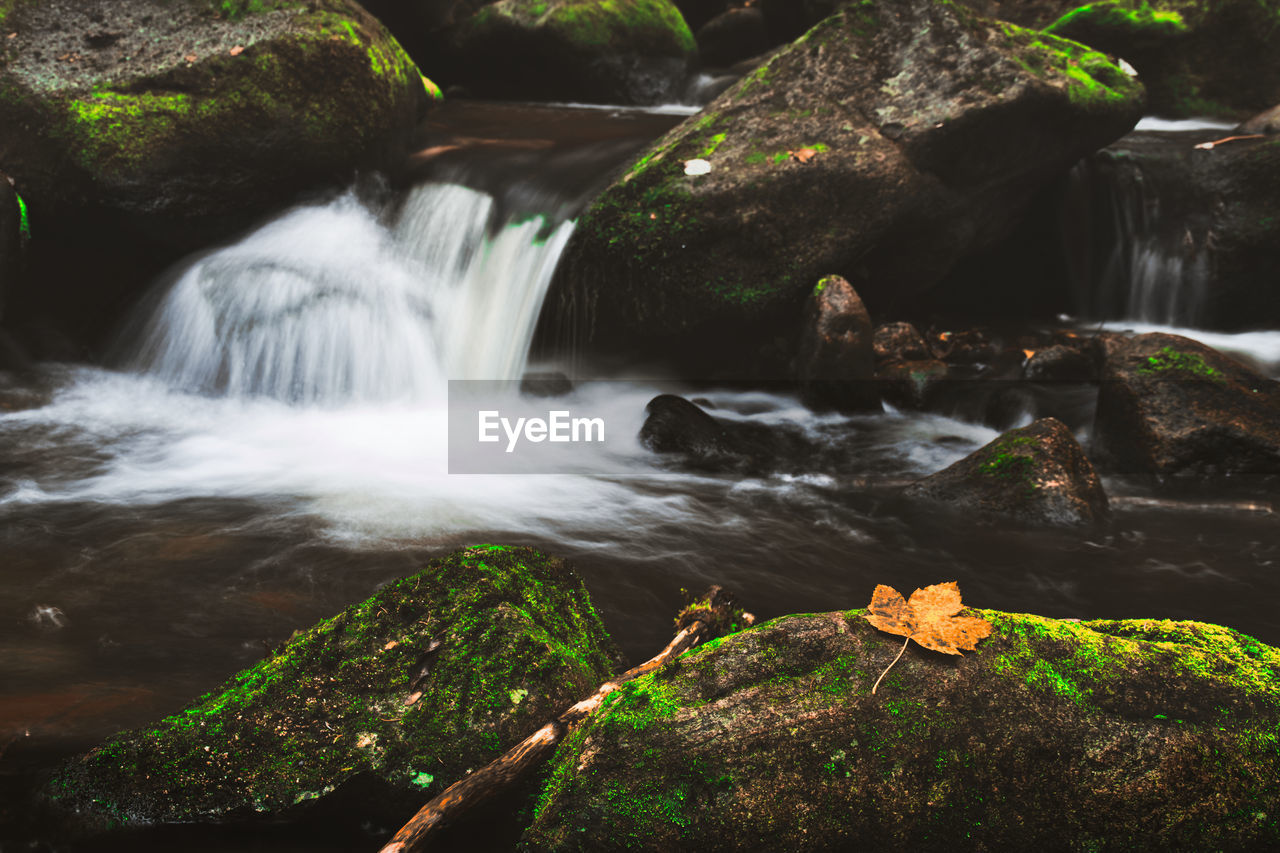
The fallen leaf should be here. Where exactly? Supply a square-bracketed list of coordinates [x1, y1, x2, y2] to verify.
[383, 639, 399, 651]
[789, 147, 818, 164]
[865, 581, 992, 693]
[229, 45, 244, 56]
[1022, 348, 1036, 360]
[184, 54, 197, 63]
[7, 32, 17, 39]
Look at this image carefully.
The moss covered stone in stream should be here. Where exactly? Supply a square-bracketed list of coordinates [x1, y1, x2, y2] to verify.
[0, 0, 431, 248]
[526, 608, 1280, 851]
[43, 545, 617, 829]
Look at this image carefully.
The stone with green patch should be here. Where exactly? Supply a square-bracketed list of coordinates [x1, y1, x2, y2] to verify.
[0, 0, 428, 248]
[1094, 332, 1280, 475]
[438, 0, 696, 103]
[904, 417, 1109, 526]
[551, 0, 1143, 372]
[527, 607, 1280, 850]
[42, 545, 617, 829]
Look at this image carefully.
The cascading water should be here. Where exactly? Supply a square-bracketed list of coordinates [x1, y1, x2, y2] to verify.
[124, 183, 574, 404]
[1066, 145, 1211, 327]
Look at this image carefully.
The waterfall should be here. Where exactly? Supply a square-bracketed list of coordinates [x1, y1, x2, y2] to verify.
[122, 183, 574, 404]
[1064, 128, 1216, 328]
[1066, 151, 1211, 327]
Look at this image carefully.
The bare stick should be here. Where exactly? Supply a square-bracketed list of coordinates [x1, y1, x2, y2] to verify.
[378, 587, 748, 853]
[872, 634, 913, 695]
[1193, 133, 1264, 150]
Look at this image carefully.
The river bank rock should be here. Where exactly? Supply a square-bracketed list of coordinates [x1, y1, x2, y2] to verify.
[904, 416, 1108, 525]
[550, 0, 1143, 370]
[695, 6, 770, 69]
[1092, 332, 1280, 476]
[526, 608, 1280, 851]
[795, 275, 880, 413]
[42, 545, 617, 829]
[435, 0, 697, 103]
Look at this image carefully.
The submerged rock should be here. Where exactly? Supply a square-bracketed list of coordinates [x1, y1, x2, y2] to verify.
[436, 0, 697, 103]
[43, 545, 616, 829]
[905, 417, 1109, 526]
[1092, 332, 1280, 476]
[638, 393, 813, 474]
[527, 608, 1280, 850]
[0, 0, 428, 247]
[795, 275, 880, 413]
[551, 0, 1143, 369]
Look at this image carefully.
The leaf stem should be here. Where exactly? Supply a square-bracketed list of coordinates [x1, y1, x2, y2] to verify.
[872, 634, 912, 695]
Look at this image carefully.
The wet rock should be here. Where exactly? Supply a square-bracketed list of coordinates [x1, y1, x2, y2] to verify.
[1024, 342, 1096, 381]
[1044, 0, 1280, 118]
[552, 0, 1143, 369]
[878, 358, 949, 411]
[873, 321, 931, 363]
[43, 545, 617, 829]
[695, 7, 771, 68]
[795, 275, 880, 413]
[1092, 332, 1280, 476]
[638, 393, 811, 474]
[520, 370, 574, 397]
[436, 0, 697, 103]
[0, 0, 428, 248]
[527, 608, 1280, 851]
[1239, 103, 1280, 135]
[904, 417, 1109, 526]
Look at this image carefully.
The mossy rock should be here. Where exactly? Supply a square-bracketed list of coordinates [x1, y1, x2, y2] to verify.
[527, 608, 1280, 850]
[42, 545, 617, 830]
[549, 0, 1143, 371]
[1044, 0, 1280, 117]
[905, 417, 1109, 526]
[439, 0, 696, 103]
[0, 0, 430, 248]
[1093, 332, 1280, 476]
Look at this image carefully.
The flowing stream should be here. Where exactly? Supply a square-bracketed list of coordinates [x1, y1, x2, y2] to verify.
[2, 106, 1278, 849]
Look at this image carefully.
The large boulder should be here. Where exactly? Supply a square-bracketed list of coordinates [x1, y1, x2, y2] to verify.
[904, 417, 1109, 526]
[0, 0, 429, 247]
[527, 608, 1280, 850]
[1044, 0, 1280, 117]
[549, 0, 1143, 370]
[1092, 333, 1280, 476]
[436, 0, 697, 103]
[43, 545, 617, 829]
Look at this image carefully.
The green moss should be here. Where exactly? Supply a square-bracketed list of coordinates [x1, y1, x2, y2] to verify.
[489, 0, 695, 54]
[698, 132, 726, 158]
[999, 22, 1141, 111]
[1137, 345, 1223, 380]
[214, 0, 272, 19]
[14, 190, 29, 239]
[46, 545, 616, 825]
[1047, 1, 1188, 39]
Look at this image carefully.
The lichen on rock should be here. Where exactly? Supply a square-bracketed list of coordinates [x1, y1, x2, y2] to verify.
[42, 545, 617, 829]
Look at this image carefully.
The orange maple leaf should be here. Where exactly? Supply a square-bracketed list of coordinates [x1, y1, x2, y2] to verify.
[865, 581, 992, 693]
[788, 147, 817, 164]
